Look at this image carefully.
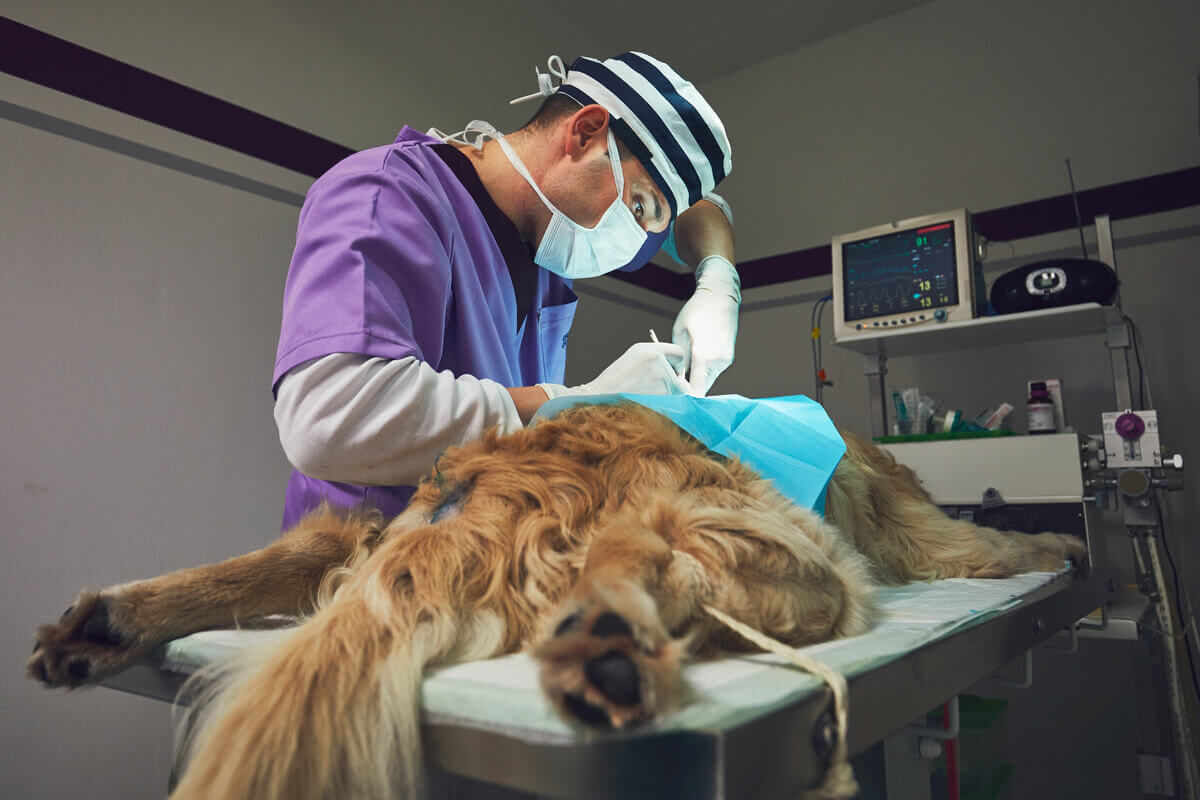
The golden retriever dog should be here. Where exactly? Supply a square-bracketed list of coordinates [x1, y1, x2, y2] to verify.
[28, 402, 1084, 799]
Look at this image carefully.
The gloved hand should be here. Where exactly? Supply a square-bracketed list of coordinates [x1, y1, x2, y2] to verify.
[539, 342, 690, 398]
[672, 255, 741, 396]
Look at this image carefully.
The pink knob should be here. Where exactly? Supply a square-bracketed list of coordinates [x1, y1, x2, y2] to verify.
[1115, 412, 1145, 441]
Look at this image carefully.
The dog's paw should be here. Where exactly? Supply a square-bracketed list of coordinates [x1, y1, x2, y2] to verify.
[1058, 535, 1088, 574]
[534, 583, 685, 730]
[28, 591, 146, 688]
[1030, 532, 1088, 573]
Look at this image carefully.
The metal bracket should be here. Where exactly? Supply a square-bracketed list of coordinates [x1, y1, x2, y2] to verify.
[1104, 319, 1131, 350]
[1042, 621, 1079, 654]
[1076, 600, 1110, 631]
[980, 487, 1007, 510]
[992, 648, 1034, 689]
[905, 695, 960, 740]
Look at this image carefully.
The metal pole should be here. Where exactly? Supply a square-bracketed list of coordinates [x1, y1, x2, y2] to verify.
[864, 351, 888, 439]
[1096, 215, 1135, 411]
[1105, 315, 1135, 412]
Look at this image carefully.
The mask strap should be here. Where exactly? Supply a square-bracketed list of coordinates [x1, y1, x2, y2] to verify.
[605, 129, 625, 196]
[509, 55, 568, 106]
[427, 120, 500, 150]
[495, 128, 629, 226]
[492, 134, 565, 216]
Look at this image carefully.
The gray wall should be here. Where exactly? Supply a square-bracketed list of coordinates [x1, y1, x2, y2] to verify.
[1, 80, 302, 799]
[2, 1, 1198, 798]
[697, 0, 1200, 261]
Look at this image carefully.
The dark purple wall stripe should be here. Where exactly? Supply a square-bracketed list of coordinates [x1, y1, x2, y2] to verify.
[4, 16, 1197, 298]
[0, 16, 352, 178]
[608, 264, 694, 300]
[738, 245, 833, 292]
[971, 166, 1200, 241]
[692, 164, 1200, 295]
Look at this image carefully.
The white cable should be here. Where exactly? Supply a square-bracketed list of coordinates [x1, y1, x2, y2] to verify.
[1129, 320, 1195, 655]
[1133, 322, 1156, 411]
[1145, 532, 1200, 798]
[703, 604, 857, 799]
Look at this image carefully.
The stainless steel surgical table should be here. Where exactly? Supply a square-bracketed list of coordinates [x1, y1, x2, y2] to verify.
[102, 568, 1114, 799]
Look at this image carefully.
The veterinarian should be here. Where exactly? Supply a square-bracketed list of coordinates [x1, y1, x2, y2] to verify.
[271, 53, 736, 528]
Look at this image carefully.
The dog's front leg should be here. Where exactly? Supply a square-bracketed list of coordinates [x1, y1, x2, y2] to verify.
[29, 506, 381, 688]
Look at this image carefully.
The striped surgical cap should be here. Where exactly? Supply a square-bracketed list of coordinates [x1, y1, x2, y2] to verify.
[519, 53, 732, 219]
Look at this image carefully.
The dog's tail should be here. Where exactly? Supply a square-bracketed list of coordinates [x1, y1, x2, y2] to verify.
[169, 545, 506, 800]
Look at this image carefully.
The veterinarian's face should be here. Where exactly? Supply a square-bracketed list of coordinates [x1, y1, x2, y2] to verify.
[538, 108, 671, 236]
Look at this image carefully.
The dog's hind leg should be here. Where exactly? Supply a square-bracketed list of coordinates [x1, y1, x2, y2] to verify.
[29, 505, 382, 688]
[827, 434, 1086, 583]
[873, 497, 1084, 581]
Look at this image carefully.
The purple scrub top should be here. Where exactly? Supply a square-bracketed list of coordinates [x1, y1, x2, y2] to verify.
[273, 127, 664, 530]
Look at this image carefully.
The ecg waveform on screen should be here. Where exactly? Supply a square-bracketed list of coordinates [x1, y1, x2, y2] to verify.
[842, 224, 959, 323]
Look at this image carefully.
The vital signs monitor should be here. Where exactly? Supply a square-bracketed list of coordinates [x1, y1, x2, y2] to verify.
[832, 208, 981, 341]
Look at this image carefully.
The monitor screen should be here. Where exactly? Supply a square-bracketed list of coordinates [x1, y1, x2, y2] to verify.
[841, 221, 960, 322]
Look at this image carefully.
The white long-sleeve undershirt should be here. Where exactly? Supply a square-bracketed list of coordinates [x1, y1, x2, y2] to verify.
[274, 353, 524, 487]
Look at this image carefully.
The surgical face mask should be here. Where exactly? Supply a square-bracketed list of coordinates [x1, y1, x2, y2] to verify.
[502, 129, 647, 278]
[431, 122, 649, 278]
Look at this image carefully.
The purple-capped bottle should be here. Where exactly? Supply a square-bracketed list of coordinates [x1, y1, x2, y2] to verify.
[1026, 381, 1056, 435]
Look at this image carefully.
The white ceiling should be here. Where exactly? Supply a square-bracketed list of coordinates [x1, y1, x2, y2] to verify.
[542, 0, 933, 83]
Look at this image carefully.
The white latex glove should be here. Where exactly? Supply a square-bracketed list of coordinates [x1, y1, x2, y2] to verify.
[672, 255, 741, 396]
[539, 342, 690, 398]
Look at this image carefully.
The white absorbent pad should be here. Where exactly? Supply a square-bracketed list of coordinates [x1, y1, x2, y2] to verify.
[158, 570, 1060, 741]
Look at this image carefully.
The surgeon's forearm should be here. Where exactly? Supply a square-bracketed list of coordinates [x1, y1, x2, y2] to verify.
[275, 354, 524, 486]
[674, 198, 735, 268]
[507, 385, 550, 425]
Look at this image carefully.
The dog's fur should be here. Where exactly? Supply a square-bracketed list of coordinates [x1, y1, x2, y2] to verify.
[29, 403, 1084, 799]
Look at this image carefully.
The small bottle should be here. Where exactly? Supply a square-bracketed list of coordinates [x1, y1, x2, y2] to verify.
[1026, 381, 1057, 435]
